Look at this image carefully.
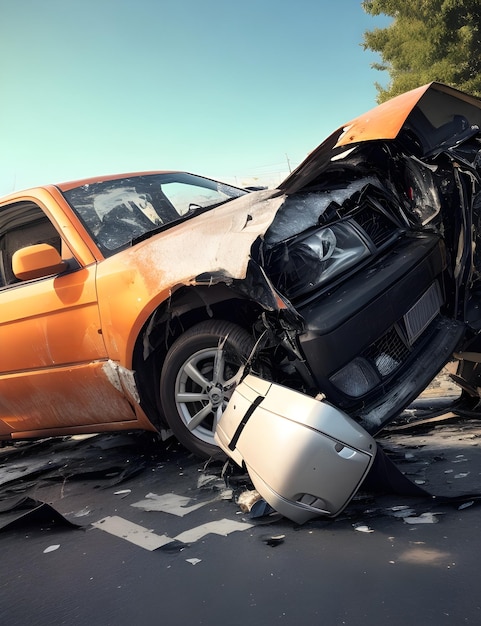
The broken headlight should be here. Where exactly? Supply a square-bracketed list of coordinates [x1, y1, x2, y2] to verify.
[266, 221, 370, 299]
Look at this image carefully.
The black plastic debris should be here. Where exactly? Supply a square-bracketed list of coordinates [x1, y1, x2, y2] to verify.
[0, 496, 82, 532]
[262, 534, 286, 547]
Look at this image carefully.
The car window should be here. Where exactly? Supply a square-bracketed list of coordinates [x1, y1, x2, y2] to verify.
[161, 181, 238, 215]
[0, 202, 62, 287]
[61, 173, 248, 256]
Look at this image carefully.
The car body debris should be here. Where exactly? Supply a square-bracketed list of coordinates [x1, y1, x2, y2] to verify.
[353, 524, 374, 533]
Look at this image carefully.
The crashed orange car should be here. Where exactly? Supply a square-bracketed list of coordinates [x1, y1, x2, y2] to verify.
[2, 82, 481, 458]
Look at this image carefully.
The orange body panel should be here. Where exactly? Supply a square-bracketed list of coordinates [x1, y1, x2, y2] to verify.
[335, 84, 431, 146]
[0, 362, 154, 435]
[0, 266, 105, 372]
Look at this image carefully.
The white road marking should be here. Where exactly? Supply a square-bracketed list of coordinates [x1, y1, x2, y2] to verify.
[92, 515, 253, 551]
[92, 516, 174, 551]
[174, 519, 253, 543]
[130, 492, 213, 517]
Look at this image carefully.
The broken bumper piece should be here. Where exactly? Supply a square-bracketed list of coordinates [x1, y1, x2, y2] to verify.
[215, 374, 377, 524]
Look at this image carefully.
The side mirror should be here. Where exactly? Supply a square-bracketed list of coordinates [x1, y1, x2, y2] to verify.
[12, 243, 68, 281]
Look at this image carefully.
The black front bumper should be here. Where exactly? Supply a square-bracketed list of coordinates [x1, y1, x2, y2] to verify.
[296, 232, 464, 431]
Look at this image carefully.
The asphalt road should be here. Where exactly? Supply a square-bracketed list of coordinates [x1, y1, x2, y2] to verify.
[1, 395, 481, 626]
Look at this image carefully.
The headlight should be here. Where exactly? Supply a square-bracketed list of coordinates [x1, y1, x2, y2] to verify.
[266, 222, 370, 299]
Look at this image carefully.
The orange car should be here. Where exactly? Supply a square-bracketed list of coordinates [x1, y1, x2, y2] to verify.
[3, 83, 481, 458]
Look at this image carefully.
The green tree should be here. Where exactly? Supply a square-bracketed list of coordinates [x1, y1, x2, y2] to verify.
[362, 0, 481, 102]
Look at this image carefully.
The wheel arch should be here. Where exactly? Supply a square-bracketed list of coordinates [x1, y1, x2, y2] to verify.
[131, 283, 264, 429]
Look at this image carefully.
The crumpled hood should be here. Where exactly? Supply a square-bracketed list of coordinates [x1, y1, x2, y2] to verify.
[118, 188, 285, 287]
[280, 82, 481, 195]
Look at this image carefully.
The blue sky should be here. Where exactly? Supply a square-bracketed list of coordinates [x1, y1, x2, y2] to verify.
[0, 0, 390, 195]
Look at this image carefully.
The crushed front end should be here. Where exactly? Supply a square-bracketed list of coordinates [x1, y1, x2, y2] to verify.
[248, 83, 481, 434]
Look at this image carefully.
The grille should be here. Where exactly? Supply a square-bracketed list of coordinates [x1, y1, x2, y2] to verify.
[353, 207, 397, 248]
[403, 281, 442, 344]
[364, 326, 410, 378]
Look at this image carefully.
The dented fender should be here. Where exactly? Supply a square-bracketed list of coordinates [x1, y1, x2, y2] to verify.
[94, 191, 287, 366]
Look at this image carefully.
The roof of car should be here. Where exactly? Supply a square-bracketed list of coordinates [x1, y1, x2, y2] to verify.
[55, 170, 181, 192]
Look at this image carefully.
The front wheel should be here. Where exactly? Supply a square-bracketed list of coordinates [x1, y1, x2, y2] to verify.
[159, 320, 255, 458]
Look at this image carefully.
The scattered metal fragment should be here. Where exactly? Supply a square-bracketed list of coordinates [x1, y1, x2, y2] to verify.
[458, 501, 474, 510]
[388, 506, 416, 518]
[186, 558, 202, 565]
[353, 523, 374, 533]
[43, 544, 60, 554]
[73, 507, 92, 518]
[197, 474, 225, 490]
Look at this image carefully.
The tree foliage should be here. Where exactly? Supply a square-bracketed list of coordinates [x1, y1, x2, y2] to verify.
[362, 0, 481, 102]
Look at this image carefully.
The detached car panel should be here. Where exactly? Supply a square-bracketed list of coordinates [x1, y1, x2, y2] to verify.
[2, 82, 481, 459]
[215, 374, 377, 524]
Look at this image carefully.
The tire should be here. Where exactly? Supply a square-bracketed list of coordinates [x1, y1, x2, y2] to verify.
[159, 320, 255, 458]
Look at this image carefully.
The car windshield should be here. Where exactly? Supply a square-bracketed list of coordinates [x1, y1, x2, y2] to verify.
[61, 172, 248, 256]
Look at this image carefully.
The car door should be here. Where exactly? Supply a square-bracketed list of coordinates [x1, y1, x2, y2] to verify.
[0, 199, 138, 436]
